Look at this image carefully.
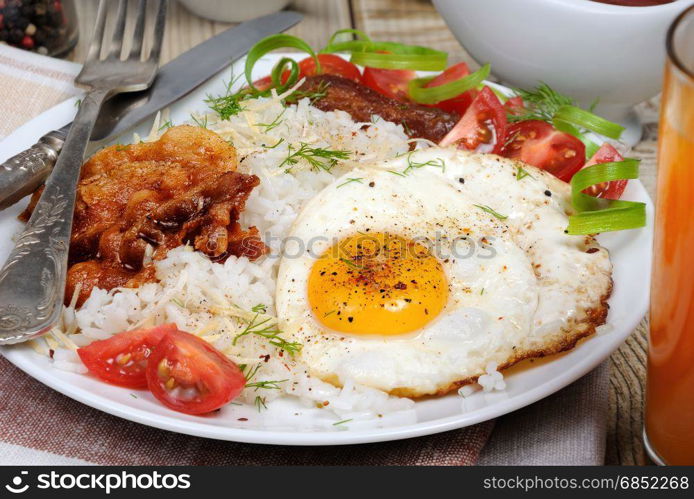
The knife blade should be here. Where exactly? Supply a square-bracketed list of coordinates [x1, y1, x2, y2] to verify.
[0, 10, 302, 210]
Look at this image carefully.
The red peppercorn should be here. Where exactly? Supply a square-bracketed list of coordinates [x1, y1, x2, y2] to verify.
[21, 34, 34, 49]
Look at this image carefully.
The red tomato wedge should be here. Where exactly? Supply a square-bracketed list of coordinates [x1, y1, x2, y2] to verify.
[146, 329, 245, 415]
[77, 324, 177, 388]
[504, 96, 524, 117]
[501, 120, 586, 182]
[362, 65, 416, 101]
[253, 54, 361, 90]
[424, 62, 476, 114]
[439, 86, 507, 154]
[296, 54, 361, 82]
[582, 143, 628, 200]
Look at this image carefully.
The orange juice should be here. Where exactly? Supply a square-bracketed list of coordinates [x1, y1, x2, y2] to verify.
[646, 40, 694, 464]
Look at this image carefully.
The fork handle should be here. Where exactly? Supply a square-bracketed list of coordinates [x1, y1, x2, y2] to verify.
[0, 128, 68, 211]
[0, 89, 109, 344]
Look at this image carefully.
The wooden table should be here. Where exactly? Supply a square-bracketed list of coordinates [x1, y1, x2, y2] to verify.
[70, 0, 657, 465]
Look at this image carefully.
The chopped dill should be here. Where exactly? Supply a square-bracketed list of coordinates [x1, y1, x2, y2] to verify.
[245, 379, 289, 391]
[284, 80, 331, 104]
[243, 363, 261, 382]
[515, 166, 534, 181]
[74, 98, 82, 108]
[323, 310, 336, 317]
[252, 303, 267, 314]
[337, 177, 363, 188]
[254, 395, 267, 412]
[204, 73, 254, 120]
[255, 109, 286, 133]
[508, 83, 574, 123]
[340, 257, 364, 270]
[130, 393, 138, 399]
[402, 152, 445, 176]
[333, 419, 353, 426]
[158, 119, 174, 132]
[480, 288, 485, 295]
[114, 144, 129, 151]
[233, 313, 302, 355]
[387, 170, 407, 177]
[474, 204, 508, 220]
[190, 113, 208, 129]
[170, 298, 185, 308]
[264, 138, 285, 149]
[278, 142, 350, 172]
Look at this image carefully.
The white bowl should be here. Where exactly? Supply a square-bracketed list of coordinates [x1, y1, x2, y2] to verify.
[178, 0, 291, 23]
[433, 0, 692, 143]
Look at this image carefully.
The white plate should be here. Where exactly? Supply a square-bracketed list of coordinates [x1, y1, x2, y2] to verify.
[0, 54, 654, 445]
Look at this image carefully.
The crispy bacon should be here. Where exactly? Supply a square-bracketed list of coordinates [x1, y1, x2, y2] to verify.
[21, 125, 266, 306]
[296, 74, 460, 143]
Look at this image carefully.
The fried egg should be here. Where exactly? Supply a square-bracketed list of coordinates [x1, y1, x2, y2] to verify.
[275, 148, 612, 396]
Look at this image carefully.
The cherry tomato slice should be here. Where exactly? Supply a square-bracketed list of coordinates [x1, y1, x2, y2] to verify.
[297, 54, 362, 82]
[424, 62, 476, 115]
[582, 143, 628, 200]
[504, 96, 525, 117]
[146, 329, 245, 415]
[77, 324, 177, 388]
[439, 86, 508, 154]
[362, 66, 417, 101]
[254, 54, 361, 91]
[501, 120, 586, 182]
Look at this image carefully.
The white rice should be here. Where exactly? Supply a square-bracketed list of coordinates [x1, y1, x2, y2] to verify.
[37, 88, 420, 424]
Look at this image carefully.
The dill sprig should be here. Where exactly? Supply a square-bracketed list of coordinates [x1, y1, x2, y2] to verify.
[340, 257, 365, 270]
[233, 313, 302, 355]
[337, 177, 363, 188]
[158, 119, 174, 132]
[246, 379, 289, 391]
[254, 395, 267, 412]
[515, 166, 534, 181]
[402, 152, 446, 176]
[204, 74, 258, 120]
[474, 204, 508, 221]
[279, 142, 350, 172]
[508, 83, 574, 123]
[333, 419, 353, 426]
[284, 80, 331, 104]
[255, 109, 286, 133]
[190, 113, 208, 129]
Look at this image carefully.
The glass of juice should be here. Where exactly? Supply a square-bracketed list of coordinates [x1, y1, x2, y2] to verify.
[645, 4, 694, 466]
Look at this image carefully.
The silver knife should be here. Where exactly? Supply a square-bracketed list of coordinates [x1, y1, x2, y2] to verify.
[0, 10, 302, 210]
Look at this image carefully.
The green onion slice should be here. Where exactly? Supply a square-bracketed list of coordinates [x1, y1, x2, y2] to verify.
[321, 40, 447, 71]
[270, 57, 300, 92]
[245, 34, 320, 91]
[554, 105, 624, 140]
[567, 159, 646, 235]
[408, 64, 491, 104]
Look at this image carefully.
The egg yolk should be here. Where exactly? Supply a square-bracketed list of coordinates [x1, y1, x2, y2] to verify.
[308, 232, 448, 335]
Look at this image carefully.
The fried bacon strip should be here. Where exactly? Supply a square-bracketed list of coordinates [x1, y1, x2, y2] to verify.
[21, 125, 266, 306]
[296, 74, 460, 143]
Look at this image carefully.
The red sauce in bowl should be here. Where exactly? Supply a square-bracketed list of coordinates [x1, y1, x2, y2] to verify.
[590, 0, 676, 6]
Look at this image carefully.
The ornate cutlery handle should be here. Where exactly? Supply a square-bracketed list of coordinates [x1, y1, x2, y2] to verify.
[0, 128, 68, 211]
[0, 90, 108, 344]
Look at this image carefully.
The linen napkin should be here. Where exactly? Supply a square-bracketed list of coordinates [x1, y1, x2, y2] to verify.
[0, 44, 608, 466]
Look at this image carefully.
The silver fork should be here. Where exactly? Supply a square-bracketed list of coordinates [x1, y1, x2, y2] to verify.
[0, 0, 168, 344]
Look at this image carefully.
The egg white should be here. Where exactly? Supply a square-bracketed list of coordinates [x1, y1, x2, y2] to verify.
[276, 148, 612, 397]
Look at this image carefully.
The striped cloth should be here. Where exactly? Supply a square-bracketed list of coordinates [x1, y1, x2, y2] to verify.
[0, 44, 608, 466]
